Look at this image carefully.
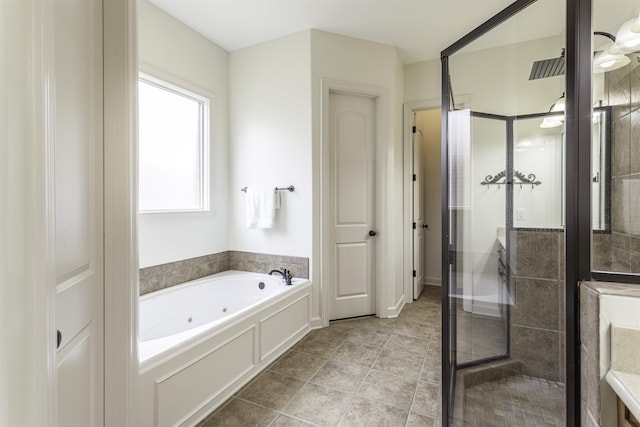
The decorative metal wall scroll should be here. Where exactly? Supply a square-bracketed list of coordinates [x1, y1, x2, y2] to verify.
[480, 170, 541, 189]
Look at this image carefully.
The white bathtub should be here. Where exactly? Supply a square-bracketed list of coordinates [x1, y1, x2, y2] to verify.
[138, 270, 312, 427]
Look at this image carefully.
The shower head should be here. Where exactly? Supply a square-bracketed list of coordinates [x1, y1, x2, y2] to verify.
[529, 49, 565, 80]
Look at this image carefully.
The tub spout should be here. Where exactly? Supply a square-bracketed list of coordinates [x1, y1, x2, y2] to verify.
[269, 268, 293, 285]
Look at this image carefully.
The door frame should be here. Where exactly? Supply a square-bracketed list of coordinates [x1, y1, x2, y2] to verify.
[103, 0, 139, 425]
[2, 0, 138, 425]
[320, 79, 386, 326]
[402, 99, 440, 304]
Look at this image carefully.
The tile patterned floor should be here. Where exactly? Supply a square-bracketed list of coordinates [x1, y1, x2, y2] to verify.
[198, 286, 443, 427]
[197, 286, 565, 427]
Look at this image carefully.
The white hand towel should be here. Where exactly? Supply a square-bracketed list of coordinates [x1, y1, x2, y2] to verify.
[245, 186, 275, 229]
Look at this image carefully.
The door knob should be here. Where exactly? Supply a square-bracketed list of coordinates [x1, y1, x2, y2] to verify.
[422, 224, 429, 229]
[369, 230, 377, 237]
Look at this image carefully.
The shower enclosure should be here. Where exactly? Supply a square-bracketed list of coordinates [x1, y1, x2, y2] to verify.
[438, 0, 622, 424]
[443, 4, 571, 409]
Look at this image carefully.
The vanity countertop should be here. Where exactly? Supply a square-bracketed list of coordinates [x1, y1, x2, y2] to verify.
[606, 370, 640, 421]
[606, 323, 640, 421]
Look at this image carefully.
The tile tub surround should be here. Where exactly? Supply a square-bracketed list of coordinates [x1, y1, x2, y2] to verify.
[139, 251, 309, 295]
[197, 286, 443, 427]
[228, 251, 309, 281]
[139, 252, 229, 295]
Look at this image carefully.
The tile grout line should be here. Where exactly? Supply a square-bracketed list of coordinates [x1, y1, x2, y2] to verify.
[404, 351, 429, 427]
[201, 290, 444, 426]
[272, 347, 333, 426]
[334, 332, 394, 427]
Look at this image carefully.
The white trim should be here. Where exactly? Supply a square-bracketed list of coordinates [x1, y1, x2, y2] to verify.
[41, 0, 58, 424]
[137, 72, 212, 214]
[103, 0, 139, 425]
[320, 79, 387, 326]
[0, 1, 53, 424]
[386, 294, 406, 318]
[424, 276, 442, 287]
[137, 64, 217, 219]
[402, 99, 441, 305]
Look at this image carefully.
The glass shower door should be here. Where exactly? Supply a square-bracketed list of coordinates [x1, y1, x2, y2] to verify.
[442, 0, 567, 425]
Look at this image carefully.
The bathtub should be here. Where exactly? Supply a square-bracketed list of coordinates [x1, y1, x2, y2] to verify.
[138, 270, 312, 427]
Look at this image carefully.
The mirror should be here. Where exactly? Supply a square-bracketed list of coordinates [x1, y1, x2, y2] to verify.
[512, 107, 609, 230]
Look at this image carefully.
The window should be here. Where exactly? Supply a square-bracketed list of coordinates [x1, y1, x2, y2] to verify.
[138, 73, 210, 213]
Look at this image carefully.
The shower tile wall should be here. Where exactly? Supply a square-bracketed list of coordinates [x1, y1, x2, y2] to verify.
[593, 56, 640, 273]
[509, 229, 565, 382]
[139, 251, 309, 295]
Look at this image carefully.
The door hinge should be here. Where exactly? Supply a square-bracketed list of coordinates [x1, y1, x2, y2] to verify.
[448, 245, 455, 265]
[412, 174, 416, 181]
[413, 270, 417, 277]
[413, 222, 416, 229]
[412, 125, 416, 133]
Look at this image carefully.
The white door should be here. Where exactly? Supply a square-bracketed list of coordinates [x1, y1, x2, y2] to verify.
[413, 125, 425, 299]
[328, 92, 377, 320]
[53, 0, 104, 425]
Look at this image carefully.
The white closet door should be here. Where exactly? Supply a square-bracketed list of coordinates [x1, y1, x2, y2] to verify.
[328, 92, 377, 320]
[53, 0, 104, 425]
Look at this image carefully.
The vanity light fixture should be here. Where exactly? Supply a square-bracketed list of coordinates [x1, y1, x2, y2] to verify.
[540, 116, 564, 128]
[591, 20, 639, 74]
[540, 93, 565, 128]
[615, 14, 640, 53]
[593, 43, 631, 73]
[550, 93, 565, 113]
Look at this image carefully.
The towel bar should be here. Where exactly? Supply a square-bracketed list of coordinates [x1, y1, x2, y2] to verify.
[241, 185, 295, 193]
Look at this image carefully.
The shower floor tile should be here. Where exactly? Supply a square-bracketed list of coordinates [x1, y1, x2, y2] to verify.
[459, 374, 565, 427]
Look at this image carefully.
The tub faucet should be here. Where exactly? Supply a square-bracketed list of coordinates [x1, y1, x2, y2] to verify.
[269, 267, 293, 285]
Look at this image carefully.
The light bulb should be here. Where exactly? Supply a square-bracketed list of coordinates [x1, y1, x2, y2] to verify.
[599, 59, 618, 68]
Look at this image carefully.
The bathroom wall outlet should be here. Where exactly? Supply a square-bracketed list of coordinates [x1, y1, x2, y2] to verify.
[516, 208, 525, 220]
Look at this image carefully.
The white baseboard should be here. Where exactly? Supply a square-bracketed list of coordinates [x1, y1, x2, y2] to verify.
[424, 276, 442, 287]
[384, 294, 406, 318]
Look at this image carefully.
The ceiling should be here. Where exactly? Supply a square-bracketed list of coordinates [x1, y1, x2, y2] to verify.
[148, 0, 514, 64]
[148, 0, 640, 64]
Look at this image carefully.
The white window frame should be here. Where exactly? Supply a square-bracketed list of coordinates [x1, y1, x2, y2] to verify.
[138, 71, 211, 214]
